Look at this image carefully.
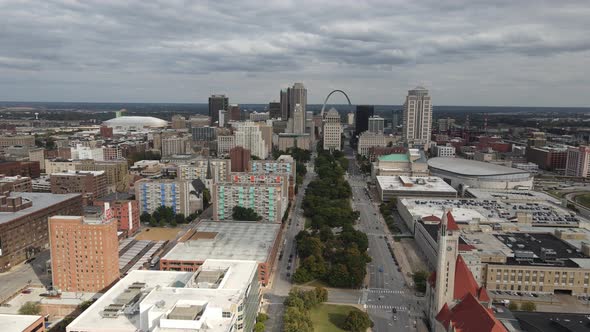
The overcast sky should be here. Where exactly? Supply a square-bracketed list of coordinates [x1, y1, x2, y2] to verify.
[1, 0, 589, 106]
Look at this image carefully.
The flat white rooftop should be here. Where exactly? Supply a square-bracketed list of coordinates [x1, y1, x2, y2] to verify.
[0, 314, 42, 331]
[377, 176, 457, 194]
[400, 197, 583, 227]
[163, 222, 280, 263]
[67, 260, 257, 332]
[465, 188, 561, 204]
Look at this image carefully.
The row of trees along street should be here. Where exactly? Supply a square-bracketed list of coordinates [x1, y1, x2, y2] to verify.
[292, 149, 370, 288]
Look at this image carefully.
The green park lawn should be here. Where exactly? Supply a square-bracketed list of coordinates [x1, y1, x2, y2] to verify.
[575, 193, 590, 208]
[310, 304, 362, 332]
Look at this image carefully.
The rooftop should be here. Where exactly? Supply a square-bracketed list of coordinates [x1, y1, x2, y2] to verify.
[67, 260, 257, 332]
[378, 153, 409, 162]
[494, 232, 588, 267]
[428, 157, 530, 176]
[513, 311, 590, 332]
[0, 192, 81, 225]
[377, 176, 457, 195]
[0, 314, 42, 331]
[163, 222, 280, 263]
[97, 192, 135, 202]
[465, 188, 560, 204]
[400, 197, 583, 227]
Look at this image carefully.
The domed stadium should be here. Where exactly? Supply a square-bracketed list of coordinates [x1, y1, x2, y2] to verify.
[102, 116, 168, 131]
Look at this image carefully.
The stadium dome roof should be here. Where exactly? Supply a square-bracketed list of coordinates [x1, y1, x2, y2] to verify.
[103, 116, 168, 128]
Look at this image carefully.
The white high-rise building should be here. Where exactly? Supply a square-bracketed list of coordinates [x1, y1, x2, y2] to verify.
[347, 112, 355, 126]
[323, 108, 342, 151]
[291, 104, 305, 134]
[234, 121, 268, 159]
[403, 86, 432, 150]
[368, 116, 385, 134]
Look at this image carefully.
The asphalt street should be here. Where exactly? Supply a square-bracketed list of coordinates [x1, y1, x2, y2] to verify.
[264, 155, 316, 332]
[344, 144, 420, 331]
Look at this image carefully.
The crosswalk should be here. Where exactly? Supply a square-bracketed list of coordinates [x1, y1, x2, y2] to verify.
[365, 304, 408, 311]
[369, 288, 404, 295]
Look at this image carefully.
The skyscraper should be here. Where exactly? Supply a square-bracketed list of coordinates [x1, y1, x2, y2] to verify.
[289, 83, 307, 118]
[402, 87, 432, 150]
[209, 94, 228, 126]
[323, 108, 342, 151]
[268, 101, 281, 119]
[280, 89, 289, 119]
[229, 104, 241, 121]
[368, 116, 385, 134]
[292, 104, 305, 134]
[355, 105, 374, 135]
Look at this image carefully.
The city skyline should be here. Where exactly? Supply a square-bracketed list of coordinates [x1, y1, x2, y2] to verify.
[0, 1, 588, 106]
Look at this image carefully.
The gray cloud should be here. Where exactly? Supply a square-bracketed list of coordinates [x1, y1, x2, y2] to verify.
[0, 0, 588, 105]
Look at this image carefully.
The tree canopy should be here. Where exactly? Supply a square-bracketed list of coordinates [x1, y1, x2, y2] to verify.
[232, 206, 262, 221]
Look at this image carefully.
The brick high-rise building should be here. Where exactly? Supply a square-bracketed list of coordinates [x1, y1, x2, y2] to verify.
[94, 193, 140, 236]
[99, 125, 113, 138]
[50, 170, 108, 205]
[230, 146, 251, 172]
[566, 146, 590, 177]
[49, 215, 119, 292]
[229, 104, 241, 121]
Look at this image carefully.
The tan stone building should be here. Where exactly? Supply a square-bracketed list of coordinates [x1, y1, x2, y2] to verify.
[49, 215, 119, 292]
[50, 170, 107, 205]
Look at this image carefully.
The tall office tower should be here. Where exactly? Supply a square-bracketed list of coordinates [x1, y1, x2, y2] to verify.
[355, 105, 374, 134]
[402, 86, 432, 150]
[171, 115, 187, 129]
[234, 122, 268, 159]
[292, 104, 306, 134]
[565, 146, 590, 177]
[288, 83, 307, 119]
[161, 135, 190, 156]
[49, 215, 119, 292]
[218, 110, 227, 127]
[229, 104, 241, 121]
[368, 116, 385, 134]
[347, 112, 355, 126]
[323, 108, 342, 151]
[268, 102, 281, 119]
[230, 146, 251, 172]
[280, 89, 289, 119]
[209, 94, 229, 126]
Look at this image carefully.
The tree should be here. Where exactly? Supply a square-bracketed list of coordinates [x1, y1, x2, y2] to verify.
[284, 292, 306, 311]
[343, 310, 373, 332]
[292, 267, 313, 284]
[232, 206, 262, 221]
[257, 313, 269, 323]
[254, 322, 265, 332]
[520, 301, 536, 312]
[283, 306, 313, 332]
[508, 302, 518, 311]
[315, 287, 328, 303]
[140, 212, 151, 224]
[413, 271, 430, 293]
[19, 301, 41, 315]
[175, 213, 185, 225]
[149, 215, 158, 227]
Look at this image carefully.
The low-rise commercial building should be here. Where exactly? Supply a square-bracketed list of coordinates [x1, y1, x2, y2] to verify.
[357, 132, 387, 157]
[432, 144, 456, 157]
[49, 215, 119, 292]
[0, 192, 83, 271]
[0, 314, 45, 332]
[0, 135, 35, 148]
[161, 222, 280, 286]
[0, 160, 41, 178]
[94, 193, 140, 236]
[0, 175, 32, 192]
[67, 260, 260, 332]
[372, 149, 429, 178]
[376, 176, 457, 202]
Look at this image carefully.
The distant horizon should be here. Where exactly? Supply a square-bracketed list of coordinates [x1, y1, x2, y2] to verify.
[1, 100, 590, 110]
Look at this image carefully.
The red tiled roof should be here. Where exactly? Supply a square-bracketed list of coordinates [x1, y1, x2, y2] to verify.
[423, 215, 441, 222]
[477, 286, 491, 302]
[436, 293, 507, 332]
[453, 255, 480, 300]
[445, 211, 460, 231]
[435, 303, 452, 329]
